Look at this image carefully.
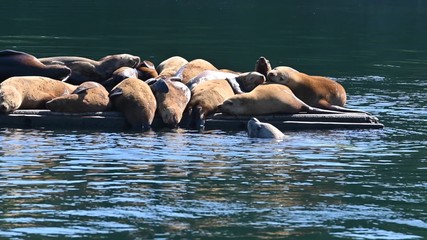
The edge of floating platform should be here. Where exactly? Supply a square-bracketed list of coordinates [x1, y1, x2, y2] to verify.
[0, 110, 384, 131]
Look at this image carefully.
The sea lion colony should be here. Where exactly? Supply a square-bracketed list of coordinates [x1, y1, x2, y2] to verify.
[0, 49, 365, 131]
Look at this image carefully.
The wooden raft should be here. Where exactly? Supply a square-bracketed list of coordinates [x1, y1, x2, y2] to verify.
[0, 109, 384, 131]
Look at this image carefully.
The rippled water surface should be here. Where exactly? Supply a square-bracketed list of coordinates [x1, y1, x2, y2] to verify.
[1, 0, 427, 239]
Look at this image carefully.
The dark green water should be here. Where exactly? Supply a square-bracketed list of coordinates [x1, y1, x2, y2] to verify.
[1, 1, 426, 239]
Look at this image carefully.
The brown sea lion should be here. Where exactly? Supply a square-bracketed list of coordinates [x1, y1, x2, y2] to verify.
[247, 117, 286, 139]
[183, 72, 265, 129]
[267, 66, 366, 113]
[174, 58, 218, 85]
[39, 53, 141, 85]
[152, 77, 191, 128]
[0, 76, 77, 113]
[100, 67, 139, 92]
[0, 50, 71, 82]
[137, 60, 158, 80]
[46, 81, 110, 113]
[218, 83, 343, 116]
[156, 56, 188, 78]
[109, 77, 163, 131]
[255, 56, 272, 78]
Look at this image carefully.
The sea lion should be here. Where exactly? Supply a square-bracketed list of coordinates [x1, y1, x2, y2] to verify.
[255, 56, 272, 78]
[183, 72, 265, 129]
[100, 67, 139, 92]
[267, 66, 365, 113]
[152, 77, 191, 128]
[109, 77, 166, 131]
[156, 56, 188, 78]
[137, 60, 158, 80]
[39, 53, 141, 85]
[247, 117, 286, 139]
[46, 81, 110, 113]
[0, 49, 71, 82]
[0, 76, 77, 113]
[218, 83, 343, 116]
[174, 58, 218, 85]
[186, 70, 238, 91]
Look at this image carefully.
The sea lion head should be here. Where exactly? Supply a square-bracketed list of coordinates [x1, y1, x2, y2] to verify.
[0, 86, 22, 113]
[267, 66, 299, 84]
[247, 117, 285, 139]
[97, 54, 141, 76]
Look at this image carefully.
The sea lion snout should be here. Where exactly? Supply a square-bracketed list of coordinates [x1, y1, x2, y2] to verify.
[267, 70, 278, 81]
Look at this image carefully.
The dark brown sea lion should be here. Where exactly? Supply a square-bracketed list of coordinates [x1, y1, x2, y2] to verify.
[247, 117, 286, 139]
[0, 76, 77, 113]
[152, 77, 191, 128]
[218, 83, 343, 116]
[254, 56, 272, 78]
[46, 81, 110, 113]
[174, 58, 218, 85]
[0, 50, 71, 82]
[39, 53, 141, 85]
[267, 66, 366, 113]
[156, 56, 188, 78]
[109, 77, 168, 131]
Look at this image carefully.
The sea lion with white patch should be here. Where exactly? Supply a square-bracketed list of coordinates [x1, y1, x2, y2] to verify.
[0, 49, 71, 82]
[39, 53, 141, 85]
[174, 58, 218, 85]
[46, 81, 110, 113]
[247, 117, 286, 139]
[183, 72, 266, 129]
[0, 76, 77, 113]
[218, 83, 343, 116]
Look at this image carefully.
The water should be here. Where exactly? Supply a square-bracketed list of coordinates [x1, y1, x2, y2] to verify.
[1, 0, 427, 239]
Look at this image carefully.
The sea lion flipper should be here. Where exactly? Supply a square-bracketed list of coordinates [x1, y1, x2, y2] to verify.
[226, 77, 244, 94]
[150, 79, 169, 93]
[109, 88, 123, 97]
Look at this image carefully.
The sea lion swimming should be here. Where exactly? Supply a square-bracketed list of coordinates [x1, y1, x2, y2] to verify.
[247, 117, 286, 139]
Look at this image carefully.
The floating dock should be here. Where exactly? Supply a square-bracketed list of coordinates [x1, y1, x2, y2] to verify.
[0, 110, 384, 131]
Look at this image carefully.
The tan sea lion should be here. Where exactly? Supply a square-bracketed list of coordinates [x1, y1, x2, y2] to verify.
[174, 58, 218, 85]
[156, 56, 188, 78]
[247, 117, 286, 139]
[46, 81, 110, 113]
[183, 72, 266, 129]
[218, 83, 343, 116]
[109, 77, 165, 131]
[152, 77, 191, 128]
[0, 49, 71, 82]
[39, 53, 141, 85]
[267, 66, 366, 113]
[254, 56, 272, 78]
[0, 76, 77, 113]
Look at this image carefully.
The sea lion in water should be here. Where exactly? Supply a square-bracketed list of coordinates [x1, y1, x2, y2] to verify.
[109, 77, 168, 131]
[183, 72, 266, 129]
[174, 58, 218, 85]
[152, 77, 191, 128]
[39, 53, 141, 85]
[247, 117, 286, 139]
[0, 76, 77, 113]
[218, 83, 343, 116]
[0, 50, 71, 82]
[267, 66, 366, 113]
[46, 81, 110, 113]
[156, 56, 188, 78]
[254, 56, 272, 78]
